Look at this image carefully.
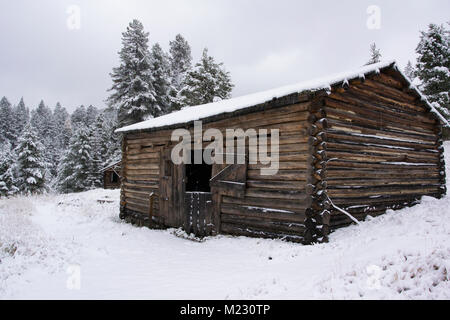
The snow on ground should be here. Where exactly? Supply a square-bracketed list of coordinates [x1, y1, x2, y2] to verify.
[1, 147, 450, 300]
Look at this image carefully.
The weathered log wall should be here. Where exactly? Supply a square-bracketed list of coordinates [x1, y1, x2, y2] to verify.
[324, 71, 446, 229]
[119, 102, 312, 242]
[215, 103, 310, 242]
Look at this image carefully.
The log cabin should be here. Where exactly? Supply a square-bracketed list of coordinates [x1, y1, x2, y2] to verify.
[115, 61, 448, 244]
[101, 160, 122, 189]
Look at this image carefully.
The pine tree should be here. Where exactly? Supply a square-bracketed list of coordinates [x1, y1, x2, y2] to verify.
[0, 143, 18, 197]
[71, 105, 87, 129]
[31, 100, 54, 139]
[415, 23, 450, 119]
[107, 19, 157, 127]
[88, 118, 104, 188]
[13, 98, 29, 141]
[86, 105, 99, 127]
[179, 48, 234, 107]
[15, 123, 46, 195]
[0, 97, 15, 145]
[61, 117, 73, 151]
[404, 60, 416, 81]
[169, 34, 192, 111]
[366, 43, 382, 65]
[56, 127, 94, 193]
[31, 100, 56, 179]
[50, 102, 71, 180]
[100, 108, 121, 166]
[151, 43, 172, 115]
[53, 102, 70, 149]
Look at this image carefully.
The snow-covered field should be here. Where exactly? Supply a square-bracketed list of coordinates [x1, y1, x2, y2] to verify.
[1, 146, 450, 300]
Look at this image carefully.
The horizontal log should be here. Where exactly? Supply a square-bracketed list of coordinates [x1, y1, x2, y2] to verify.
[328, 118, 437, 144]
[326, 141, 439, 161]
[327, 185, 441, 198]
[246, 180, 306, 190]
[126, 169, 160, 176]
[220, 223, 304, 243]
[327, 159, 438, 170]
[125, 174, 160, 182]
[126, 153, 160, 161]
[327, 169, 439, 179]
[220, 203, 305, 222]
[125, 163, 160, 170]
[326, 178, 440, 187]
[326, 150, 438, 164]
[223, 195, 309, 211]
[245, 188, 309, 201]
[330, 192, 440, 206]
[221, 214, 306, 234]
[326, 130, 437, 151]
[248, 161, 308, 170]
[247, 169, 308, 181]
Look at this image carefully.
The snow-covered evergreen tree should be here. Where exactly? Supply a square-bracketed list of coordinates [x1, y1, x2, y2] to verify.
[366, 43, 382, 65]
[13, 97, 29, 142]
[31, 100, 54, 139]
[169, 34, 192, 111]
[86, 105, 99, 127]
[0, 143, 18, 197]
[415, 23, 450, 119]
[0, 97, 15, 145]
[107, 19, 157, 126]
[61, 117, 73, 151]
[179, 48, 234, 107]
[53, 102, 70, 149]
[56, 127, 94, 193]
[71, 105, 88, 129]
[15, 123, 46, 195]
[404, 60, 416, 81]
[31, 100, 56, 179]
[100, 108, 121, 166]
[151, 43, 172, 115]
[88, 118, 104, 188]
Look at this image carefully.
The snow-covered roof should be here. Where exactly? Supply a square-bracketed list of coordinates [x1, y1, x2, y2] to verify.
[116, 60, 448, 133]
[100, 160, 121, 173]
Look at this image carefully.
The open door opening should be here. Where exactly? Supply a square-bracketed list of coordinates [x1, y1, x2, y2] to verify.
[186, 150, 212, 192]
[184, 150, 213, 237]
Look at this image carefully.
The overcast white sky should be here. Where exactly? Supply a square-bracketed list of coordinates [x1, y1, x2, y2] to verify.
[0, 0, 449, 112]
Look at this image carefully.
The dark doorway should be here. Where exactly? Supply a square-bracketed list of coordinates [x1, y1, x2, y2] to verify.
[185, 150, 212, 192]
[111, 172, 119, 184]
[184, 149, 214, 237]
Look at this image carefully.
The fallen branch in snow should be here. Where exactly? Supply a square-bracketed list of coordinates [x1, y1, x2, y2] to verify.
[326, 195, 361, 225]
